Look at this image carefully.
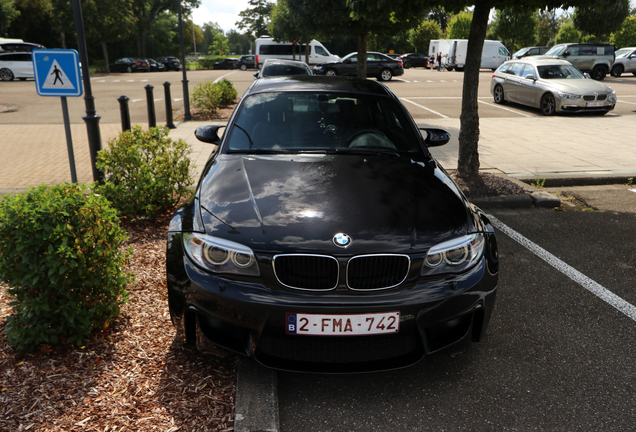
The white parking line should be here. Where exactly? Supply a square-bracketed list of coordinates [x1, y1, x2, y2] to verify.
[630, 189, 636, 193]
[131, 99, 143, 103]
[214, 72, 236, 83]
[489, 215, 636, 321]
[618, 99, 636, 105]
[400, 98, 449, 119]
[478, 99, 533, 117]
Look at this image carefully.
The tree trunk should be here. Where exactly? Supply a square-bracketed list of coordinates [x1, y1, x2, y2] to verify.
[60, 31, 66, 49]
[305, 41, 309, 64]
[102, 41, 110, 74]
[456, 0, 492, 180]
[357, 33, 367, 79]
[292, 43, 296, 60]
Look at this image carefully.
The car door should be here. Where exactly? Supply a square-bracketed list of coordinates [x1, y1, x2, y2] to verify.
[15, 53, 34, 78]
[366, 53, 382, 77]
[624, 49, 636, 73]
[340, 55, 358, 76]
[563, 45, 582, 70]
[516, 64, 538, 105]
[503, 62, 524, 101]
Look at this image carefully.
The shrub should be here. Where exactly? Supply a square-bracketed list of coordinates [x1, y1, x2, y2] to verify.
[95, 126, 193, 220]
[0, 184, 133, 352]
[191, 79, 238, 115]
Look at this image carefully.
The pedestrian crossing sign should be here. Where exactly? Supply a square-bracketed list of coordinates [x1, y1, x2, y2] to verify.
[32, 49, 83, 97]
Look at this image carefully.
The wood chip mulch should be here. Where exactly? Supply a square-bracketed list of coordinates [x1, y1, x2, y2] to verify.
[176, 104, 237, 122]
[0, 215, 237, 432]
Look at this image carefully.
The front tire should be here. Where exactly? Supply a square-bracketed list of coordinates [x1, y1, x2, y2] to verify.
[541, 93, 556, 116]
[240, 64, 247, 71]
[378, 68, 393, 81]
[325, 69, 337, 77]
[126, 66, 133, 73]
[0, 68, 14, 81]
[493, 85, 506, 104]
[611, 65, 624, 77]
[591, 65, 606, 81]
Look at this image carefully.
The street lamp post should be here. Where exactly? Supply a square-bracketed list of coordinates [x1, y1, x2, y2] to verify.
[178, 0, 191, 121]
[71, 0, 103, 181]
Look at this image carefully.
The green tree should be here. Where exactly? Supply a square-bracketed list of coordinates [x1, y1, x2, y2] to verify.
[269, 0, 311, 61]
[428, 7, 449, 32]
[131, 0, 201, 58]
[236, 0, 274, 39]
[83, 0, 135, 73]
[573, 0, 630, 43]
[488, 8, 537, 53]
[211, 33, 230, 55]
[555, 21, 580, 43]
[0, 0, 20, 36]
[611, 16, 636, 48]
[227, 29, 251, 54]
[447, 11, 472, 39]
[408, 19, 442, 52]
[200, 21, 223, 55]
[6, 0, 55, 44]
[184, 19, 203, 54]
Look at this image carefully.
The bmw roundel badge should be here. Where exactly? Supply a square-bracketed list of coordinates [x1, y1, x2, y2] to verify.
[333, 233, 352, 248]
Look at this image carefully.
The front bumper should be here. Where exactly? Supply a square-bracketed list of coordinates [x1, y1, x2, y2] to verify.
[167, 232, 498, 373]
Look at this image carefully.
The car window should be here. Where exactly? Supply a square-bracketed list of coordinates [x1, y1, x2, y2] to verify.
[545, 45, 566, 56]
[566, 46, 579, 56]
[537, 64, 585, 79]
[509, 62, 525, 76]
[367, 54, 380, 61]
[499, 47, 510, 56]
[497, 63, 511, 74]
[520, 64, 535, 77]
[315, 46, 328, 56]
[528, 48, 538, 55]
[579, 45, 593, 55]
[225, 92, 424, 154]
[262, 64, 310, 77]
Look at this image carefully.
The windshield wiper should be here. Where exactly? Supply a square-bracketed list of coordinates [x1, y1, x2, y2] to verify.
[234, 124, 256, 149]
[329, 148, 401, 157]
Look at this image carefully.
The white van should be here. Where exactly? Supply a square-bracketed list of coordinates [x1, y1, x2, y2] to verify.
[428, 39, 510, 71]
[255, 36, 340, 67]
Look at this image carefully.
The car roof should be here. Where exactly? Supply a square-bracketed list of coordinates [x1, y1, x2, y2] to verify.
[507, 58, 572, 66]
[247, 75, 394, 97]
[262, 58, 308, 66]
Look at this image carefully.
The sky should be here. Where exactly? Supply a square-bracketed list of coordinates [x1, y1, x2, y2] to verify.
[192, 0, 254, 33]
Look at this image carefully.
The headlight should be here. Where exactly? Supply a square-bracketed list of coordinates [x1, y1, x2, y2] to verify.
[609, 90, 617, 100]
[183, 232, 260, 276]
[421, 233, 485, 276]
[558, 92, 581, 100]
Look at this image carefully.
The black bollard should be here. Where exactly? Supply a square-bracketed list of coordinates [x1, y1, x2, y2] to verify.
[163, 81, 176, 129]
[117, 95, 131, 132]
[145, 84, 156, 128]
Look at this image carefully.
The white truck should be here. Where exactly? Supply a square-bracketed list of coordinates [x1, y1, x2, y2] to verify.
[428, 39, 510, 71]
[255, 36, 340, 67]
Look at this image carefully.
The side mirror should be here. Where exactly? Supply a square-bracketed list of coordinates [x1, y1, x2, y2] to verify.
[563, 51, 570, 56]
[584, 72, 591, 79]
[195, 125, 225, 144]
[524, 73, 536, 81]
[253, 71, 259, 79]
[420, 127, 450, 147]
[343, 58, 351, 64]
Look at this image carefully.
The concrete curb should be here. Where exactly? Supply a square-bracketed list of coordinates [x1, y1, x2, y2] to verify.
[234, 358, 280, 432]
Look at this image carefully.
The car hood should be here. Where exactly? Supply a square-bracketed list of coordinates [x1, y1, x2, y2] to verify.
[197, 154, 473, 254]
[540, 78, 612, 93]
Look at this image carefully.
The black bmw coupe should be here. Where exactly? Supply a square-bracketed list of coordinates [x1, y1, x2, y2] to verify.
[166, 76, 498, 373]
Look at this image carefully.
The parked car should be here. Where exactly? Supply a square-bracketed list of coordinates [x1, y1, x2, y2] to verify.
[512, 46, 549, 59]
[109, 58, 150, 73]
[147, 58, 166, 72]
[156, 56, 181, 71]
[0, 52, 34, 81]
[491, 58, 616, 115]
[312, 52, 404, 81]
[530, 43, 615, 80]
[253, 58, 312, 79]
[610, 47, 636, 77]
[235, 54, 256, 70]
[0, 41, 44, 53]
[213, 58, 239, 70]
[399, 52, 429, 68]
[166, 75, 499, 373]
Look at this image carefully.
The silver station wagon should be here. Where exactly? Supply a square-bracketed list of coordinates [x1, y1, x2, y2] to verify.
[490, 59, 617, 116]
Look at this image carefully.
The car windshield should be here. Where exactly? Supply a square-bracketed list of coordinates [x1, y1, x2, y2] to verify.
[544, 45, 566, 56]
[224, 92, 423, 154]
[537, 64, 585, 79]
[513, 48, 529, 57]
[615, 48, 632, 58]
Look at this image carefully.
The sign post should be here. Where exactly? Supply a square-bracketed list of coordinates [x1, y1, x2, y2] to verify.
[32, 49, 83, 183]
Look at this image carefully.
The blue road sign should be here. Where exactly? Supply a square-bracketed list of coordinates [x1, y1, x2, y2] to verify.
[32, 49, 83, 97]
